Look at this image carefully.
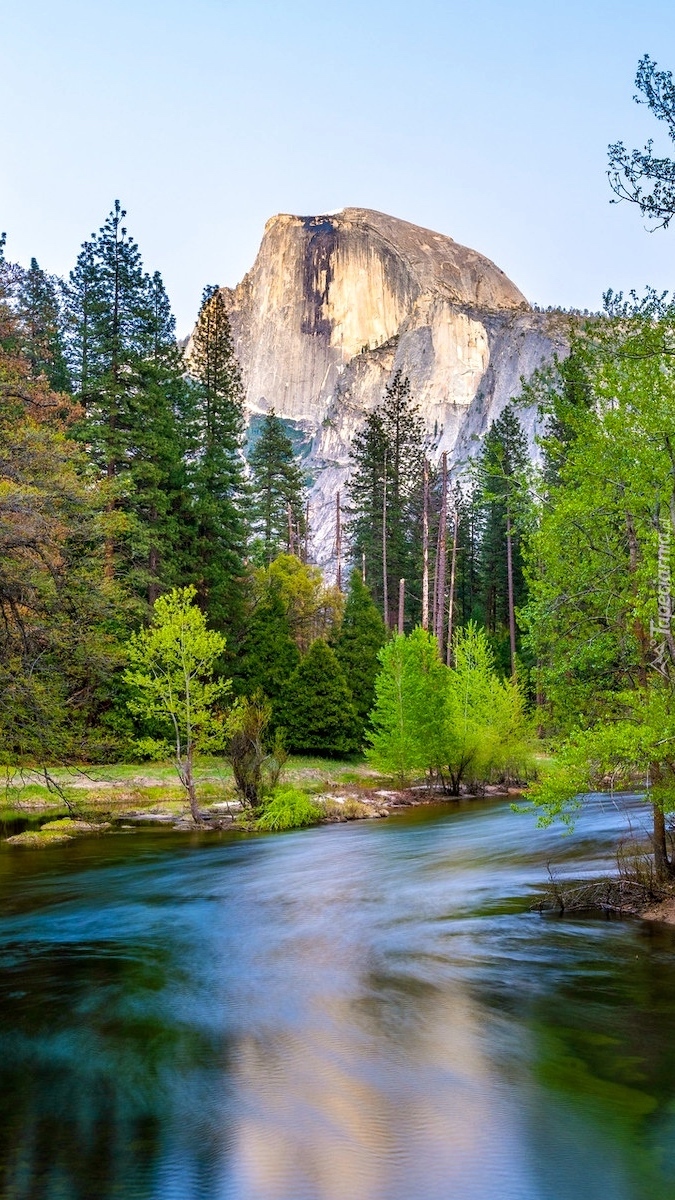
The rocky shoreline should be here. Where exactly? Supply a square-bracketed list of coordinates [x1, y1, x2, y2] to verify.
[3, 783, 522, 847]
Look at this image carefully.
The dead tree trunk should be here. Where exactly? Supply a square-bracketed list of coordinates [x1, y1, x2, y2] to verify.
[422, 459, 429, 630]
[436, 452, 447, 658]
[398, 578, 405, 634]
[446, 505, 459, 666]
[335, 491, 342, 591]
[382, 451, 389, 627]
[506, 502, 517, 678]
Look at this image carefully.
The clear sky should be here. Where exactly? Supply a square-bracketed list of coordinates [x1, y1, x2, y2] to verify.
[2, 0, 675, 334]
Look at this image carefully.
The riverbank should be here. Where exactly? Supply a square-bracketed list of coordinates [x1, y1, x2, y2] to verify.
[2, 757, 520, 847]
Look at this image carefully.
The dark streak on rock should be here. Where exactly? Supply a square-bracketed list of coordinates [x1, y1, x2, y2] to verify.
[301, 217, 336, 339]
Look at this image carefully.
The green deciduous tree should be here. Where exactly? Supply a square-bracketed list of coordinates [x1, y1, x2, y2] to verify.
[264, 553, 344, 653]
[522, 298, 675, 877]
[0, 266, 126, 764]
[124, 586, 229, 822]
[443, 623, 530, 794]
[368, 624, 532, 791]
[368, 627, 447, 784]
[279, 639, 361, 756]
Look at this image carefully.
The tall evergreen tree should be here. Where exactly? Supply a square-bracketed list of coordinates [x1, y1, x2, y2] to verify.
[248, 410, 306, 563]
[279, 639, 361, 756]
[332, 569, 386, 738]
[233, 586, 300, 720]
[473, 405, 530, 674]
[187, 285, 247, 632]
[348, 370, 426, 627]
[16, 258, 70, 391]
[65, 201, 189, 605]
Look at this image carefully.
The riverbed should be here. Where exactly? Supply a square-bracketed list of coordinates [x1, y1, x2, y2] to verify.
[1, 793, 674, 1200]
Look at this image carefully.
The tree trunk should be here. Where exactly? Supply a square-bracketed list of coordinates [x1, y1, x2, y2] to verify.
[180, 745, 202, 824]
[506, 504, 517, 679]
[382, 451, 389, 627]
[398, 578, 405, 634]
[446, 505, 458, 666]
[653, 802, 672, 881]
[436, 453, 447, 658]
[335, 491, 342, 591]
[422, 459, 429, 630]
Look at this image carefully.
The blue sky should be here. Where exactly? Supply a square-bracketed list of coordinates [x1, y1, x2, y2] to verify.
[2, 0, 675, 334]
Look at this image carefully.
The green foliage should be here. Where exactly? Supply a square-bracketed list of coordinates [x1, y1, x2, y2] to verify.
[347, 369, 426, 626]
[526, 687, 675, 827]
[369, 624, 533, 791]
[124, 586, 228, 819]
[0, 280, 127, 765]
[233, 585, 300, 719]
[444, 623, 532, 794]
[368, 628, 447, 784]
[263, 553, 343, 652]
[65, 201, 191, 605]
[185, 285, 247, 633]
[256, 785, 322, 831]
[247, 409, 306, 564]
[332, 570, 386, 736]
[471, 404, 531, 670]
[279, 639, 361, 757]
[16, 258, 70, 392]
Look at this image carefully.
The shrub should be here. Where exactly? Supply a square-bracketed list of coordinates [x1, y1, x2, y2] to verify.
[256, 785, 323, 831]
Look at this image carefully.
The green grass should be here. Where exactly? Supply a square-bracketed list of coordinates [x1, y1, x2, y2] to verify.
[0, 755, 386, 830]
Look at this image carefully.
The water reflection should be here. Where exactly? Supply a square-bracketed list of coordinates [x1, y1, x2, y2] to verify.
[1, 798, 675, 1198]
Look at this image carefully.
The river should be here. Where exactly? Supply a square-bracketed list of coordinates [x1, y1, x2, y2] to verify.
[1, 793, 675, 1200]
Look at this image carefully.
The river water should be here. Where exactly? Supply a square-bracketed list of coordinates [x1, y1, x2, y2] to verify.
[1, 794, 675, 1200]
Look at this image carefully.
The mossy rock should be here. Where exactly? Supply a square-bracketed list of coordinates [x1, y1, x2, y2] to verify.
[6, 817, 111, 847]
[6, 830, 74, 848]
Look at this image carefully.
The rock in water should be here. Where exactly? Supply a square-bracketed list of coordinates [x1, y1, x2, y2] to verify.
[216, 208, 567, 568]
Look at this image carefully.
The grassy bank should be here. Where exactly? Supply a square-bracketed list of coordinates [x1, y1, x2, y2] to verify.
[0, 756, 419, 846]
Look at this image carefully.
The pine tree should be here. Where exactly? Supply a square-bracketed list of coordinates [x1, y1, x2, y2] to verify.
[65, 202, 189, 605]
[348, 370, 426, 627]
[131, 270, 192, 602]
[279, 639, 361, 756]
[233, 586, 300, 717]
[187, 286, 247, 632]
[16, 258, 70, 391]
[473, 405, 530, 675]
[332, 569, 386, 736]
[248, 410, 306, 563]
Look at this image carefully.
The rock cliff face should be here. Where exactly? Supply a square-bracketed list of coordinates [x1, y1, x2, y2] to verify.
[218, 208, 567, 567]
